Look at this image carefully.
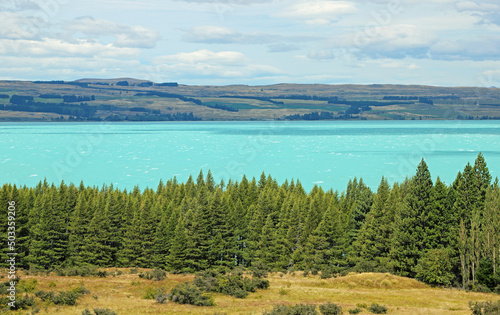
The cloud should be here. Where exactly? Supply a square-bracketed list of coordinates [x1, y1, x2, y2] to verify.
[152, 49, 282, 79]
[183, 26, 321, 45]
[0, 12, 42, 39]
[278, 1, 357, 24]
[0, 0, 42, 11]
[430, 37, 500, 60]
[0, 38, 139, 58]
[322, 24, 437, 59]
[154, 49, 247, 65]
[65, 17, 159, 48]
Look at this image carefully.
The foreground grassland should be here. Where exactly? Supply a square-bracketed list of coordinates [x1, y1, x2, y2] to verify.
[4, 270, 498, 314]
[1, 79, 499, 121]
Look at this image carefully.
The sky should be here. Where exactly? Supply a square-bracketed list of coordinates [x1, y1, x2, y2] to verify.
[0, 0, 499, 86]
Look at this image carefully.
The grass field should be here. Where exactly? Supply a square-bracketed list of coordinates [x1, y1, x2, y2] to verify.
[3, 270, 498, 315]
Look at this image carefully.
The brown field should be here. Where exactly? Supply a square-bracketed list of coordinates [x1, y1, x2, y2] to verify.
[3, 270, 499, 315]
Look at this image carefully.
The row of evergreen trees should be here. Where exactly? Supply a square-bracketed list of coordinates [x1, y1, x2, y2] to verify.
[1, 154, 499, 290]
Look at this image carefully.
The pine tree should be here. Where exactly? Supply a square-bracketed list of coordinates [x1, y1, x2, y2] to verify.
[353, 177, 391, 269]
[167, 216, 188, 271]
[391, 159, 433, 277]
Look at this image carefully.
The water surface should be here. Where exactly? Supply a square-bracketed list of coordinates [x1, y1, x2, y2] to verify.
[1, 121, 499, 191]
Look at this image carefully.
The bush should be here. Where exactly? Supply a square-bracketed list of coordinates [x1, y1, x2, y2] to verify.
[263, 304, 318, 315]
[52, 290, 81, 305]
[18, 279, 38, 293]
[35, 286, 89, 306]
[97, 270, 108, 278]
[319, 302, 343, 315]
[193, 269, 269, 299]
[12, 294, 35, 310]
[167, 282, 215, 306]
[82, 310, 93, 315]
[469, 300, 500, 315]
[348, 308, 362, 314]
[320, 269, 334, 280]
[93, 308, 118, 315]
[252, 261, 269, 279]
[130, 268, 138, 274]
[368, 303, 388, 314]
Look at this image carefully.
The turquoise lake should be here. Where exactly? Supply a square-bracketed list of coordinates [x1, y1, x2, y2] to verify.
[1, 121, 500, 192]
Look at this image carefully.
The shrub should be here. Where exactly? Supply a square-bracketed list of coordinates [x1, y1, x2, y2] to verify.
[130, 268, 138, 274]
[13, 294, 35, 310]
[348, 308, 362, 314]
[167, 282, 215, 306]
[35, 290, 55, 302]
[263, 304, 318, 315]
[319, 302, 343, 315]
[49, 281, 57, 288]
[97, 270, 108, 278]
[193, 269, 269, 299]
[35, 286, 89, 306]
[52, 290, 81, 305]
[469, 300, 500, 315]
[193, 270, 220, 292]
[320, 269, 334, 280]
[252, 261, 269, 279]
[82, 310, 93, 315]
[368, 303, 388, 314]
[311, 268, 319, 276]
[155, 293, 168, 304]
[19, 279, 38, 293]
[93, 308, 118, 315]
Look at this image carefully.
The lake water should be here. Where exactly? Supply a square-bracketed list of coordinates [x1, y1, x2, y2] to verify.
[1, 121, 500, 192]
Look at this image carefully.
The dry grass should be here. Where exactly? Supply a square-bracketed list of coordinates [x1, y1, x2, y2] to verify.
[3, 270, 498, 315]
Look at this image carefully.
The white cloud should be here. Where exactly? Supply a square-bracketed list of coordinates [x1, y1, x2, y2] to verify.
[278, 1, 357, 24]
[0, 38, 139, 58]
[0, 12, 41, 39]
[154, 49, 247, 65]
[183, 25, 321, 45]
[152, 49, 282, 79]
[65, 17, 159, 48]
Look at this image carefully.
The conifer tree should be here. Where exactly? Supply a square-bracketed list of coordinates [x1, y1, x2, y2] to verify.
[391, 159, 433, 277]
[167, 216, 188, 271]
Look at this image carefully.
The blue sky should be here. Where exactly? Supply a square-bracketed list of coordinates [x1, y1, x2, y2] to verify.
[0, 0, 499, 86]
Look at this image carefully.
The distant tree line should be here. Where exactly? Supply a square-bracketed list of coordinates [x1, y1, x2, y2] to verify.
[1, 154, 498, 292]
[62, 95, 95, 103]
[0, 94, 9, 99]
[283, 111, 336, 120]
[4, 94, 200, 121]
[39, 94, 62, 99]
[383, 96, 419, 101]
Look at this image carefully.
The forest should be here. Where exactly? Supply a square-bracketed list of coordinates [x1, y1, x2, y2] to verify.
[1, 153, 499, 294]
